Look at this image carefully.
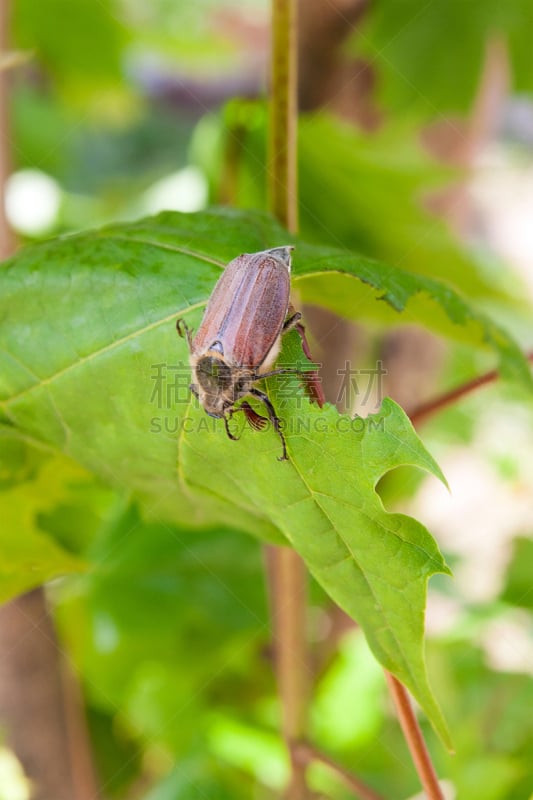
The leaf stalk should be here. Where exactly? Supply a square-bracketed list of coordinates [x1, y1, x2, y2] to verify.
[410, 352, 533, 428]
[385, 673, 445, 800]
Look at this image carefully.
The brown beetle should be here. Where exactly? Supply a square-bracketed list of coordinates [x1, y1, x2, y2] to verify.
[177, 246, 305, 460]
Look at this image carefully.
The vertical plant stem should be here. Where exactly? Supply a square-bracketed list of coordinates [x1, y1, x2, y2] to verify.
[267, 2, 309, 799]
[385, 673, 445, 800]
[269, 0, 298, 233]
[265, 546, 309, 800]
[0, 0, 15, 258]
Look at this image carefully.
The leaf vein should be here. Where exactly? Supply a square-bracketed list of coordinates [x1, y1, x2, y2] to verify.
[1, 301, 206, 408]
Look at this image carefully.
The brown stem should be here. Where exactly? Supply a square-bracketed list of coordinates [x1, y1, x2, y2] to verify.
[409, 352, 533, 428]
[385, 673, 444, 800]
[294, 742, 385, 800]
[267, 2, 309, 798]
[269, 0, 298, 233]
[0, 589, 100, 800]
[0, 0, 15, 259]
[60, 656, 101, 800]
[265, 547, 309, 799]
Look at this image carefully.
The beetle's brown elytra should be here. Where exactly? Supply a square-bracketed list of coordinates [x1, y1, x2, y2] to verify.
[176, 246, 305, 461]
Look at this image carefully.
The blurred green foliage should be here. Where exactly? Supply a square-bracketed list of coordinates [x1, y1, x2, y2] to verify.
[501, 537, 533, 611]
[357, 0, 533, 114]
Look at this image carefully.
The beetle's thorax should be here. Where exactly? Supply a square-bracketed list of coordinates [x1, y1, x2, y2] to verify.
[191, 348, 254, 418]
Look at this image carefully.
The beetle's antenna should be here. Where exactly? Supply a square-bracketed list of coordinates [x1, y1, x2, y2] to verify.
[240, 401, 268, 431]
[176, 318, 194, 351]
[282, 310, 302, 333]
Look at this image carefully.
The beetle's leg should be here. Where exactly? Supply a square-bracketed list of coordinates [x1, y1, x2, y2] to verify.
[249, 388, 288, 461]
[223, 412, 240, 442]
[176, 318, 194, 351]
[294, 322, 314, 362]
[282, 311, 326, 408]
[282, 310, 302, 333]
[284, 309, 316, 363]
[255, 366, 325, 410]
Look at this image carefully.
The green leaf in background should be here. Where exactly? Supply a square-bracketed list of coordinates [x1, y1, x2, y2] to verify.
[0, 431, 87, 602]
[311, 630, 385, 751]
[2, 207, 531, 744]
[207, 715, 287, 792]
[13, 0, 126, 108]
[56, 505, 270, 759]
[143, 758, 241, 800]
[85, 707, 142, 799]
[357, 0, 533, 114]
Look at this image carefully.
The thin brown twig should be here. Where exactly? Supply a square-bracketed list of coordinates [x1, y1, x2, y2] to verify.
[294, 741, 385, 800]
[385, 673, 445, 800]
[410, 351, 533, 428]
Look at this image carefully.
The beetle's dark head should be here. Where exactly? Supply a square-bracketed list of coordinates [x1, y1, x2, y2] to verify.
[193, 351, 255, 418]
[194, 354, 234, 417]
